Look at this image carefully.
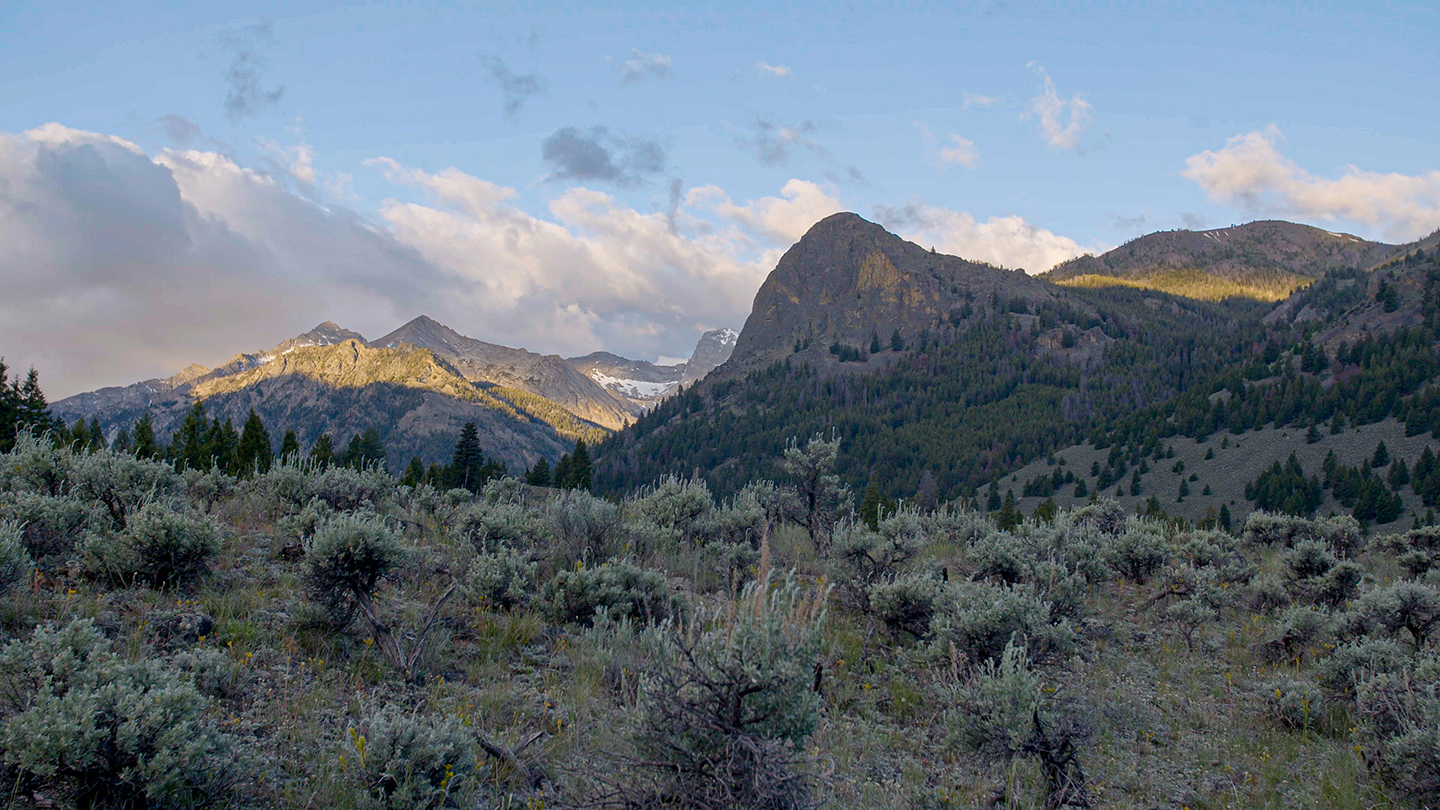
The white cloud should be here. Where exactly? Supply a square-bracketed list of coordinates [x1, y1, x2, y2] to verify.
[618, 48, 673, 84]
[1026, 65, 1091, 152]
[915, 122, 980, 170]
[963, 93, 999, 109]
[690, 178, 844, 245]
[874, 201, 1106, 273]
[1182, 125, 1440, 241]
[755, 61, 794, 79]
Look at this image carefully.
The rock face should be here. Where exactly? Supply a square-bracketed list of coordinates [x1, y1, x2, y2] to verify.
[371, 316, 638, 430]
[1044, 220, 1402, 301]
[566, 328, 738, 409]
[720, 212, 1061, 376]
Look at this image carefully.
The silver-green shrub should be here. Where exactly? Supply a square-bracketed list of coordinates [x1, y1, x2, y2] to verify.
[1103, 516, 1169, 584]
[303, 512, 410, 628]
[1315, 637, 1411, 697]
[0, 619, 234, 809]
[0, 520, 35, 592]
[1354, 654, 1440, 801]
[1347, 581, 1440, 650]
[539, 561, 675, 626]
[306, 464, 396, 512]
[341, 703, 479, 810]
[545, 489, 622, 564]
[0, 491, 104, 560]
[465, 543, 538, 611]
[868, 571, 941, 639]
[70, 448, 183, 529]
[930, 580, 1075, 665]
[1260, 676, 1325, 730]
[948, 635, 1043, 755]
[81, 500, 223, 588]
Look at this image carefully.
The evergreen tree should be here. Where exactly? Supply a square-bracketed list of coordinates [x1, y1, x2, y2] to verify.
[1372, 441, 1390, 468]
[309, 433, 336, 468]
[400, 456, 426, 488]
[1073, 479, 1088, 498]
[202, 418, 239, 474]
[450, 422, 484, 491]
[111, 425, 133, 454]
[553, 453, 573, 490]
[69, 418, 90, 452]
[860, 481, 882, 530]
[1389, 459, 1411, 488]
[17, 368, 53, 437]
[526, 456, 552, 487]
[343, 428, 386, 471]
[1219, 504, 1233, 532]
[569, 439, 593, 491]
[235, 409, 273, 476]
[0, 359, 17, 452]
[86, 417, 105, 451]
[279, 430, 300, 463]
[132, 414, 161, 460]
[996, 490, 1020, 531]
[986, 481, 1002, 511]
[1305, 422, 1321, 443]
[174, 402, 208, 471]
[890, 329, 904, 352]
[869, 331, 881, 354]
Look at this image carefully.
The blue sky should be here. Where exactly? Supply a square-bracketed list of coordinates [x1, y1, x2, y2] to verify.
[2, 1, 1438, 398]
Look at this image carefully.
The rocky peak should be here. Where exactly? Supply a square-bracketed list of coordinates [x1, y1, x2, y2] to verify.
[682, 328, 739, 382]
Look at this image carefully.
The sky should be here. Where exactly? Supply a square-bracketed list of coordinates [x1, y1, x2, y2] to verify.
[2, 1, 1438, 400]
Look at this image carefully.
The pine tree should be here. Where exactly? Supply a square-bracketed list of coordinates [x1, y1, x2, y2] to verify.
[996, 490, 1020, 531]
[986, 481, 1002, 511]
[1305, 422, 1321, 443]
[17, 368, 53, 437]
[1372, 441, 1390, 468]
[553, 453, 573, 490]
[890, 329, 904, 352]
[0, 359, 17, 452]
[279, 430, 300, 463]
[132, 414, 161, 459]
[235, 409, 273, 476]
[309, 433, 335, 468]
[1219, 504, 1233, 532]
[869, 331, 881, 355]
[401, 456, 425, 487]
[450, 422, 484, 491]
[174, 402, 208, 471]
[111, 426, 133, 454]
[526, 456, 552, 487]
[69, 418, 91, 452]
[860, 481, 881, 530]
[344, 428, 386, 471]
[569, 439, 593, 491]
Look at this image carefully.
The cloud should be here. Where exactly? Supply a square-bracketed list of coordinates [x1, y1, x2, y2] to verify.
[755, 61, 794, 79]
[1180, 212, 1210, 230]
[963, 93, 1000, 109]
[915, 122, 980, 169]
[1107, 213, 1154, 234]
[735, 118, 829, 167]
[220, 21, 285, 123]
[873, 200, 1107, 273]
[0, 124, 449, 399]
[480, 54, 547, 119]
[1182, 125, 1440, 241]
[540, 126, 665, 186]
[155, 115, 203, 147]
[690, 178, 843, 245]
[618, 49, 672, 84]
[1026, 64, 1091, 151]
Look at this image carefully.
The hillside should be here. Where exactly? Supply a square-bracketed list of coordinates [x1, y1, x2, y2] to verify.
[595, 213, 1440, 531]
[1044, 220, 1401, 301]
[565, 327, 737, 409]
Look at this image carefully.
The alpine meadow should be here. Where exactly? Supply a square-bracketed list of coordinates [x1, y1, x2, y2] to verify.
[3, 4, 1440, 809]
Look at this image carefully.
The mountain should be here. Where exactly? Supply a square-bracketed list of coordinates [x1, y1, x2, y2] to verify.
[721, 211, 1069, 378]
[1043, 220, 1402, 301]
[52, 319, 613, 471]
[565, 327, 738, 409]
[371, 316, 637, 430]
[595, 212, 1440, 530]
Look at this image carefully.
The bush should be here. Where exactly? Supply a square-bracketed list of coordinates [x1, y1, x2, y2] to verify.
[949, 636, 1043, 755]
[1257, 605, 1333, 663]
[1104, 517, 1169, 584]
[829, 511, 925, 610]
[0, 431, 73, 497]
[1349, 581, 1440, 650]
[617, 570, 826, 809]
[930, 581, 1075, 665]
[1261, 676, 1325, 731]
[70, 448, 183, 529]
[0, 619, 234, 809]
[455, 500, 547, 552]
[1354, 655, 1440, 801]
[306, 464, 395, 512]
[1242, 511, 1361, 557]
[341, 704, 479, 810]
[539, 561, 676, 626]
[81, 500, 223, 588]
[545, 489, 622, 564]
[868, 571, 941, 639]
[629, 474, 715, 542]
[1315, 638, 1410, 697]
[0, 491, 103, 561]
[465, 543, 538, 611]
[303, 512, 410, 629]
[0, 520, 35, 592]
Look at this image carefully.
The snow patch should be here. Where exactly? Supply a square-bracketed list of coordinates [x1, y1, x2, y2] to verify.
[590, 372, 675, 399]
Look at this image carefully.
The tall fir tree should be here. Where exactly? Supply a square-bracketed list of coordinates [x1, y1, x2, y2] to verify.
[526, 456, 552, 487]
[111, 425, 133, 454]
[132, 414, 161, 459]
[401, 456, 426, 488]
[450, 422, 484, 491]
[235, 409, 273, 476]
[309, 433, 336, 468]
[17, 368, 53, 437]
[0, 359, 17, 452]
[279, 430, 300, 463]
[553, 453, 573, 491]
[88, 417, 105, 451]
[568, 439, 593, 491]
[860, 481, 882, 530]
[174, 402, 208, 471]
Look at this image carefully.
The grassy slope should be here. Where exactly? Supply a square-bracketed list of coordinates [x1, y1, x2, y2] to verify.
[1055, 269, 1312, 303]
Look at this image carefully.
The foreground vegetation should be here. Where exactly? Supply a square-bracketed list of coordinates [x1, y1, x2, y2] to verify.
[1, 431, 1438, 809]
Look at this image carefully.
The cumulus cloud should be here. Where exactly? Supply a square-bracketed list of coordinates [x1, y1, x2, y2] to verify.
[540, 126, 665, 186]
[1182, 125, 1440, 241]
[1026, 64, 1091, 152]
[689, 179, 844, 245]
[618, 49, 672, 84]
[480, 54, 547, 119]
[915, 122, 980, 169]
[873, 200, 1106, 273]
[0, 124, 449, 398]
[735, 118, 829, 167]
[220, 21, 285, 123]
[755, 61, 794, 79]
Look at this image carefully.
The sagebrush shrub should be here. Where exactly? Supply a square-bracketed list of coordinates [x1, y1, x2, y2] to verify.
[81, 500, 223, 588]
[1261, 676, 1325, 731]
[1348, 581, 1440, 650]
[545, 489, 622, 564]
[455, 500, 547, 552]
[70, 448, 183, 529]
[342, 703, 479, 810]
[630, 474, 715, 541]
[1104, 517, 1169, 584]
[0, 520, 35, 592]
[0, 431, 73, 497]
[539, 561, 676, 626]
[868, 571, 941, 639]
[0, 619, 234, 809]
[949, 636, 1043, 755]
[1354, 654, 1440, 801]
[930, 581, 1075, 665]
[465, 543, 538, 611]
[1315, 637, 1411, 696]
[303, 512, 410, 628]
[306, 464, 395, 512]
[0, 491, 103, 560]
